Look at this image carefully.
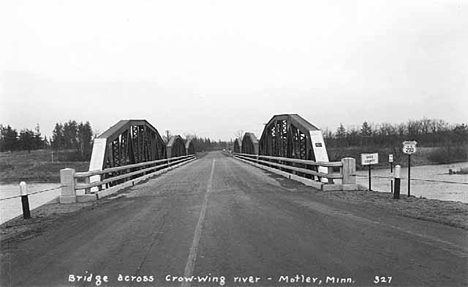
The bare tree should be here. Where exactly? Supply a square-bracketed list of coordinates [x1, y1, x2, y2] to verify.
[235, 130, 244, 142]
[163, 130, 172, 144]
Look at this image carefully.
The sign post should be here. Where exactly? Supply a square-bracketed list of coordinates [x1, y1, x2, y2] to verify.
[402, 141, 417, 197]
[389, 154, 394, 193]
[361, 153, 379, 191]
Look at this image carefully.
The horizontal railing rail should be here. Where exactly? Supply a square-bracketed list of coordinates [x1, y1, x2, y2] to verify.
[232, 152, 356, 186]
[234, 153, 342, 167]
[75, 155, 193, 178]
[75, 156, 193, 190]
[60, 154, 196, 203]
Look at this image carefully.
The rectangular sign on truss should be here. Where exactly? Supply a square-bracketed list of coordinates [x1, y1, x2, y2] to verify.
[309, 130, 330, 183]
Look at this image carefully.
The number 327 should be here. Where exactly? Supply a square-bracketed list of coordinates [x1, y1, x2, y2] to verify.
[374, 276, 392, 284]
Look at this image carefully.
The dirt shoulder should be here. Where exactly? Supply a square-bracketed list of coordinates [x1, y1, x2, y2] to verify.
[312, 188, 468, 230]
[0, 201, 97, 244]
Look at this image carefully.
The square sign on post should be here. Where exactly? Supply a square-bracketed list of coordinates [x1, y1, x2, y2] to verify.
[361, 153, 379, 165]
[361, 153, 378, 191]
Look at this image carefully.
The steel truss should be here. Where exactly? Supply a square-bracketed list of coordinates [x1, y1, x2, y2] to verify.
[259, 114, 321, 161]
[167, 135, 187, 158]
[185, 138, 195, 155]
[241, 132, 259, 155]
[88, 120, 167, 186]
[233, 138, 242, 153]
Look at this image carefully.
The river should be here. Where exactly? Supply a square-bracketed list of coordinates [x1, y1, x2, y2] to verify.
[0, 183, 61, 224]
[356, 161, 468, 203]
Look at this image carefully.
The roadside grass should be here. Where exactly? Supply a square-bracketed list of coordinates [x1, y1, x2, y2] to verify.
[0, 149, 89, 184]
[315, 189, 468, 230]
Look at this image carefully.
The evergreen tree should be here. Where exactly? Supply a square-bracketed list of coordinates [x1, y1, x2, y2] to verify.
[19, 129, 35, 153]
[0, 125, 18, 151]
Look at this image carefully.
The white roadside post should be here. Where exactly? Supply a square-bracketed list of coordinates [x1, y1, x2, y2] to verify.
[20, 181, 31, 219]
[393, 165, 401, 199]
[389, 154, 394, 193]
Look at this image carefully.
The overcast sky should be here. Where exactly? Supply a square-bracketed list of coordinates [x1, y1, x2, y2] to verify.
[1, 0, 467, 141]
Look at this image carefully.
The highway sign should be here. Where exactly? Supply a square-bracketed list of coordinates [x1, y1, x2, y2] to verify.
[402, 141, 417, 155]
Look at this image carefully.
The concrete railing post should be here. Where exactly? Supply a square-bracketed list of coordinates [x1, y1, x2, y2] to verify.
[341, 157, 356, 185]
[60, 168, 77, 203]
[327, 166, 334, 184]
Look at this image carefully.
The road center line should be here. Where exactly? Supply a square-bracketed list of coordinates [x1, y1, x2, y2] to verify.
[181, 159, 215, 287]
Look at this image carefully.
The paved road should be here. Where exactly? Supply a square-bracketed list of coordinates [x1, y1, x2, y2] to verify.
[1, 151, 467, 286]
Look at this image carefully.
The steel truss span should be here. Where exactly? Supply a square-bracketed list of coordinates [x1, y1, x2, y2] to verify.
[259, 114, 329, 163]
[185, 138, 195, 155]
[233, 139, 242, 153]
[167, 135, 187, 158]
[88, 120, 167, 187]
[241, 132, 259, 155]
[89, 120, 167, 171]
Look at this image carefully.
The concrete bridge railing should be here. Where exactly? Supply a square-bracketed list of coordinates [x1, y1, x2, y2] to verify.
[60, 154, 196, 203]
[233, 153, 359, 191]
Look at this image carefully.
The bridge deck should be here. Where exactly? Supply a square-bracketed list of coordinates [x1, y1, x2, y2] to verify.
[1, 151, 467, 286]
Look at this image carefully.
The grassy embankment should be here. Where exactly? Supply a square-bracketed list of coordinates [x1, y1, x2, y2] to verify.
[328, 145, 468, 171]
[0, 149, 89, 184]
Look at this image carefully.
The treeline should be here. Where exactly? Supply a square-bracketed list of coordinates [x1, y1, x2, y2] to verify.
[0, 124, 48, 152]
[324, 118, 468, 148]
[0, 121, 94, 160]
[324, 118, 468, 164]
[51, 121, 93, 158]
[164, 131, 229, 152]
[189, 136, 229, 152]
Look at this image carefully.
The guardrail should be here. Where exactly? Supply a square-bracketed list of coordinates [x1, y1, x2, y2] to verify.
[232, 153, 358, 191]
[60, 154, 196, 203]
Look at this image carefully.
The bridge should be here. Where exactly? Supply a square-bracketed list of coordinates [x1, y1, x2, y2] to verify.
[1, 114, 467, 286]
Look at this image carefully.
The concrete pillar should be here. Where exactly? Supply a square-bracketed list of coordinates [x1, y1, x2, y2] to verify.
[60, 168, 76, 203]
[341, 157, 356, 184]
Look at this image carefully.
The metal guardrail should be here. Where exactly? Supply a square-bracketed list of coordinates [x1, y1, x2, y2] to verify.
[232, 153, 357, 186]
[59, 154, 196, 203]
[75, 155, 194, 191]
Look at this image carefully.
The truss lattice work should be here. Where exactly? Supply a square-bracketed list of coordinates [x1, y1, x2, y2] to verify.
[185, 138, 195, 155]
[233, 138, 242, 153]
[87, 120, 167, 187]
[89, 120, 166, 171]
[259, 114, 329, 162]
[241, 132, 259, 155]
[167, 135, 187, 158]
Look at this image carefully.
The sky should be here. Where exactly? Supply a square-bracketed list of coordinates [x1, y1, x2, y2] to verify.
[1, 0, 467, 141]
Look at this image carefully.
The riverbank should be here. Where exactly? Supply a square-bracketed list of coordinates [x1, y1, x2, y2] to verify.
[355, 161, 468, 203]
[0, 183, 62, 224]
[0, 149, 89, 184]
